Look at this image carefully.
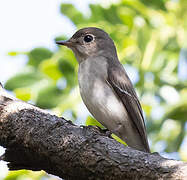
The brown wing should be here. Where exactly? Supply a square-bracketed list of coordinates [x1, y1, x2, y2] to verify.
[107, 62, 150, 152]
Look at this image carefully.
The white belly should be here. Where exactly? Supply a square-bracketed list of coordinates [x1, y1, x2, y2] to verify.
[78, 58, 128, 131]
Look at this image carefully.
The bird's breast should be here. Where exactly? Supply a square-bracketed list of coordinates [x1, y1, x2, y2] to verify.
[78, 58, 128, 129]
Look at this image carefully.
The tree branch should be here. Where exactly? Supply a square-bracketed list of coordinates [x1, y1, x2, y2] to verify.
[0, 85, 187, 180]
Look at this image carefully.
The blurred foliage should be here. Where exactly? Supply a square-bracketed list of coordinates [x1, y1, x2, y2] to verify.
[2, 0, 187, 179]
[3, 170, 57, 180]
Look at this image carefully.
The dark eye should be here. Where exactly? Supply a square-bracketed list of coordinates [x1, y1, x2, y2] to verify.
[84, 35, 93, 43]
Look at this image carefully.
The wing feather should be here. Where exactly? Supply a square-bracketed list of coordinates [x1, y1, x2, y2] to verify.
[107, 62, 150, 152]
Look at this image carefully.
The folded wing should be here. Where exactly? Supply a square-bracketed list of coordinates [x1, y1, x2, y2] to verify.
[107, 62, 150, 152]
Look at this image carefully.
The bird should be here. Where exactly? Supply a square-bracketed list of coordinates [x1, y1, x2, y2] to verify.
[56, 27, 150, 152]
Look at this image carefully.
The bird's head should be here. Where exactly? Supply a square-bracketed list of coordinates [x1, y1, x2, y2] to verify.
[56, 27, 117, 63]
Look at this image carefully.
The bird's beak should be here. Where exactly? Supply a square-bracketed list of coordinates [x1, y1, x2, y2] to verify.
[56, 40, 74, 48]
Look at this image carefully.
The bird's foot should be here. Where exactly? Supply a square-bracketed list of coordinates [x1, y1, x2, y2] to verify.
[92, 126, 111, 136]
[83, 125, 104, 133]
[81, 125, 113, 138]
[101, 129, 113, 138]
[151, 152, 160, 156]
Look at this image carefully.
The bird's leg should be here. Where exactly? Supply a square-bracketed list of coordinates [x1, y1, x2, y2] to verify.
[91, 126, 112, 136]
[101, 128, 112, 137]
[87, 126, 113, 138]
[82, 125, 107, 134]
[111, 124, 124, 136]
[105, 130, 113, 138]
[151, 152, 160, 156]
[103, 124, 124, 139]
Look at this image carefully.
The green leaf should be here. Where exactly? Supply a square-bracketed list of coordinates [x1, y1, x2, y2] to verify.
[8, 51, 26, 56]
[111, 134, 127, 146]
[36, 84, 63, 109]
[137, 26, 151, 52]
[60, 4, 86, 25]
[14, 87, 32, 101]
[164, 102, 187, 122]
[122, 0, 151, 19]
[28, 47, 53, 67]
[8, 51, 19, 56]
[103, 5, 122, 24]
[58, 58, 74, 76]
[86, 116, 104, 128]
[167, 121, 185, 152]
[55, 35, 68, 42]
[55, 87, 81, 114]
[163, 37, 180, 52]
[118, 7, 135, 28]
[5, 68, 44, 90]
[4, 170, 29, 180]
[140, 0, 167, 11]
[4, 170, 45, 180]
[40, 59, 62, 81]
[58, 58, 76, 87]
[142, 104, 152, 116]
[89, 4, 122, 25]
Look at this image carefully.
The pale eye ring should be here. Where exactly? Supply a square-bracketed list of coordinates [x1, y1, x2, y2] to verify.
[84, 35, 94, 43]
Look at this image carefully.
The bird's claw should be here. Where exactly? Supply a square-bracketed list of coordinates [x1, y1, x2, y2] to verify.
[102, 129, 113, 138]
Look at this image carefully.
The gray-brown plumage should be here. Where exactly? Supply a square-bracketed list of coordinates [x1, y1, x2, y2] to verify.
[56, 27, 150, 152]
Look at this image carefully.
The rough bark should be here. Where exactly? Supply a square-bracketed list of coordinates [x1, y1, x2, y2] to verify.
[0, 85, 187, 180]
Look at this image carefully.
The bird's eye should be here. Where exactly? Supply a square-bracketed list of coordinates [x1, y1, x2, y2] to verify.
[84, 35, 93, 43]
